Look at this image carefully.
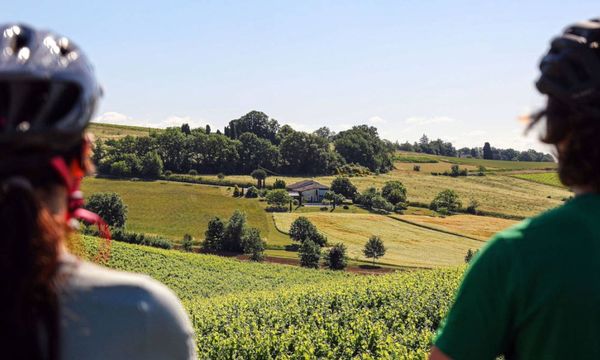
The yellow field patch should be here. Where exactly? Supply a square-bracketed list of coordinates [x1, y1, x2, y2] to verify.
[394, 214, 518, 240]
[273, 212, 485, 268]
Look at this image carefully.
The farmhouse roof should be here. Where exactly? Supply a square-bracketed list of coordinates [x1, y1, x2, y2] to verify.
[287, 180, 329, 192]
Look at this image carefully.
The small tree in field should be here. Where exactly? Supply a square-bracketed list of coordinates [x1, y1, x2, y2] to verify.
[324, 243, 348, 270]
[233, 185, 241, 197]
[324, 191, 345, 210]
[330, 177, 358, 199]
[251, 169, 268, 188]
[363, 235, 386, 266]
[430, 189, 462, 213]
[86, 192, 128, 228]
[299, 240, 321, 269]
[182, 234, 193, 252]
[222, 210, 246, 252]
[141, 151, 163, 178]
[465, 249, 479, 263]
[241, 227, 266, 261]
[381, 180, 407, 205]
[273, 179, 286, 189]
[266, 189, 292, 210]
[203, 217, 225, 252]
[289, 216, 327, 246]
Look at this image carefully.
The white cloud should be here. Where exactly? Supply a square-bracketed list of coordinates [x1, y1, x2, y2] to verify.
[368, 116, 386, 124]
[93, 111, 134, 125]
[404, 116, 455, 126]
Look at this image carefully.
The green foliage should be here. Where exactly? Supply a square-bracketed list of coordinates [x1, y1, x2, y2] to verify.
[370, 195, 394, 213]
[245, 186, 259, 198]
[279, 131, 344, 175]
[241, 227, 266, 261]
[330, 177, 358, 199]
[394, 155, 438, 163]
[224, 111, 280, 143]
[272, 179, 286, 189]
[110, 160, 131, 177]
[85, 192, 128, 228]
[222, 210, 247, 252]
[430, 189, 462, 213]
[289, 216, 327, 246]
[299, 240, 321, 269]
[217, 173, 225, 180]
[182, 234, 194, 252]
[381, 180, 407, 205]
[238, 134, 280, 174]
[324, 243, 348, 270]
[141, 151, 163, 178]
[233, 185, 241, 197]
[188, 169, 199, 175]
[465, 248, 479, 263]
[265, 189, 291, 210]
[335, 163, 371, 177]
[203, 217, 225, 252]
[466, 199, 480, 215]
[323, 191, 345, 209]
[81, 226, 172, 249]
[363, 235, 386, 265]
[250, 168, 268, 188]
[334, 125, 394, 173]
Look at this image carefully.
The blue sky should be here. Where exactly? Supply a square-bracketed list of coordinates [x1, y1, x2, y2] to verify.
[4, 1, 598, 150]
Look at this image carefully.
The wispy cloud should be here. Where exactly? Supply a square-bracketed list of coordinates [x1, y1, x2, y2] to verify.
[368, 116, 386, 124]
[404, 116, 455, 125]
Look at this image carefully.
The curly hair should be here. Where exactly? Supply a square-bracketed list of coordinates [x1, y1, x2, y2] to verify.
[530, 96, 600, 191]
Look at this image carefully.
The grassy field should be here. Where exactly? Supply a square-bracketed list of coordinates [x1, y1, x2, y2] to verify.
[394, 214, 517, 241]
[395, 151, 557, 171]
[206, 170, 571, 218]
[82, 237, 463, 358]
[89, 123, 160, 140]
[81, 177, 288, 245]
[273, 212, 484, 268]
[512, 172, 564, 188]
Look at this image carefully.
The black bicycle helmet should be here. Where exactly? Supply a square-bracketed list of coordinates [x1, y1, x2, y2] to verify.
[0, 23, 101, 151]
[536, 19, 600, 108]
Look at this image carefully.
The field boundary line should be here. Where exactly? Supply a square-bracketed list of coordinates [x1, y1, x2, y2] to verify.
[387, 215, 486, 242]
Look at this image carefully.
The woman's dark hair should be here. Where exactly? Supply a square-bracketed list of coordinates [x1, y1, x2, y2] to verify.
[530, 96, 600, 191]
[0, 150, 81, 360]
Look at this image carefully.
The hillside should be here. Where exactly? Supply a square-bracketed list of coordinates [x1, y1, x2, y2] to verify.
[82, 237, 463, 359]
[89, 123, 160, 140]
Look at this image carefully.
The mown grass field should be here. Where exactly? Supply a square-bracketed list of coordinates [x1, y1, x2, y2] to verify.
[81, 177, 288, 245]
[82, 237, 463, 359]
[512, 172, 564, 188]
[89, 123, 160, 140]
[206, 170, 571, 218]
[396, 151, 558, 171]
[394, 214, 517, 241]
[273, 213, 485, 268]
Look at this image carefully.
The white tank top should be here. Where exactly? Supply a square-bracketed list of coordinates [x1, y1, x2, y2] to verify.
[57, 253, 196, 360]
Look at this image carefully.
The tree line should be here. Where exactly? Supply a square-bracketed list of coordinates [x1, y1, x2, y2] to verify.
[397, 134, 554, 162]
[93, 110, 395, 177]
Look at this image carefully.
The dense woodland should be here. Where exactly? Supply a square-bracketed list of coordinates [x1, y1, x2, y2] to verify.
[93, 110, 554, 178]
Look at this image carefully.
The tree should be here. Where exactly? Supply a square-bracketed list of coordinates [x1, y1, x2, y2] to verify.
[250, 169, 268, 188]
[483, 142, 493, 160]
[141, 151, 163, 178]
[181, 123, 191, 135]
[324, 243, 348, 270]
[324, 191, 345, 210]
[370, 195, 394, 213]
[265, 189, 292, 210]
[238, 133, 280, 173]
[280, 131, 344, 175]
[233, 185, 241, 197]
[363, 235, 386, 266]
[205, 124, 211, 134]
[430, 189, 462, 213]
[465, 249, 478, 263]
[222, 210, 247, 252]
[334, 125, 394, 173]
[299, 240, 321, 269]
[273, 179, 286, 189]
[313, 126, 335, 140]
[245, 186, 259, 198]
[86, 192, 128, 228]
[330, 177, 358, 199]
[224, 110, 280, 143]
[110, 161, 132, 177]
[241, 227, 266, 261]
[92, 139, 106, 165]
[203, 217, 225, 252]
[289, 216, 327, 246]
[381, 181, 407, 205]
[182, 234, 193, 252]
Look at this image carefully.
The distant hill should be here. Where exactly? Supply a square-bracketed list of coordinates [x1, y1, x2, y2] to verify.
[88, 122, 161, 141]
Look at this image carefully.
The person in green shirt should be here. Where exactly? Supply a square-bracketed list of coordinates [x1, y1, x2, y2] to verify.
[430, 18, 600, 359]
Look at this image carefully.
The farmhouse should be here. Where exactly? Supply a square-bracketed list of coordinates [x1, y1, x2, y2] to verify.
[287, 180, 329, 204]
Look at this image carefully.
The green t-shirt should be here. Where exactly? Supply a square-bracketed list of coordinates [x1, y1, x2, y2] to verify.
[435, 194, 600, 359]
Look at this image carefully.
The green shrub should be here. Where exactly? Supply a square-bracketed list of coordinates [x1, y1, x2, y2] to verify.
[203, 217, 225, 252]
[381, 181, 407, 205]
[241, 227, 266, 262]
[363, 235, 386, 266]
[430, 189, 462, 213]
[273, 179, 287, 189]
[324, 243, 348, 270]
[289, 216, 327, 246]
[85, 192, 128, 228]
[299, 240, 321, 269]
[245, 186, 259, 198]
[182, 234, 194, 252]
[188, 169, 198, 175]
